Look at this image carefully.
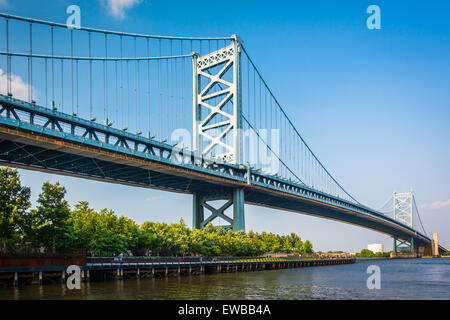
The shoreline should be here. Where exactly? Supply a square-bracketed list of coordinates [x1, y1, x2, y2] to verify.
[0, 257, 355, 288]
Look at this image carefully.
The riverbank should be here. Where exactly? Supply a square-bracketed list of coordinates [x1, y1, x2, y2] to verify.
[1, 258, 448, 299]
[0, 257, 354, 287]
[355, 257, 391, 261]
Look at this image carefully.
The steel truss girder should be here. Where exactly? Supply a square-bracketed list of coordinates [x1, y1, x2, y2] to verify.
[0, 94, 246, 180]
[0, 95, 437, 246]
[393, 236, 415, 253]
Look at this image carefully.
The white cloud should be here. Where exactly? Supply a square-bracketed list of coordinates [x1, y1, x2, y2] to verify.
[0, 68, 36, 101]
[420, 199, 450, 210]
[101, 0, 143, 20]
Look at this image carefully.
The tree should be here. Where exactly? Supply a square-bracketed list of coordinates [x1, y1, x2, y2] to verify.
[293, 239, 304, 254]
[1, 175, 318, 257]
[30, 182, 72, 249]
[91, 231, 129, 256]
[0, 167, 31, 251]
[282, 237, 293, 253]
[68, 201, 98, 250]
[303, 240, 313, 254]
[357, 249, 375, 257]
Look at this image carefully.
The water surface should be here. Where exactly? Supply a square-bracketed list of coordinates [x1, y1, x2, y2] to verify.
[1, 258, 449, 299]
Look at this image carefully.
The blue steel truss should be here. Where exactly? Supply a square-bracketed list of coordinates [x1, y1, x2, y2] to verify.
[0, 94, 446, 253]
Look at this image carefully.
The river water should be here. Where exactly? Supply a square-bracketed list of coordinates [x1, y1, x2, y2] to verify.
[1, 258, 449, 300]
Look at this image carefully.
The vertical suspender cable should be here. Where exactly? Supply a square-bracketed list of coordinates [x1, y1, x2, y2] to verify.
[88, 31, 92, 118]
[147, 38, 151, 137]
[61, 58, 64, 111]
[60, 58, 64, 112]
[181, 41, 185, 131]
[158, 39, 162, 138]
[115, 59, 118, 126]
[76, 59, 79, 115]
[51, 26, 55, 109]
[134, 37, 137, 131]
[166, 47, 170, 138]
[28, 23, 32, 102]
[70, 30, 74, 114]
[104, 34, 108, 123]
[170, 40, 175, 130]
[175, 42, 179, 129]
[127, 59, 130, 128]
[137, 59, 141, 132]
[45, 58, 48, 107]
[120, 35, 123, 127]
[259, 77, 262, 130]
[6, 19, 11, 96]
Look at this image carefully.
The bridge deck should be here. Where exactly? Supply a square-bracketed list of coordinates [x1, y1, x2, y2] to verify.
[0, 95, 446, 254]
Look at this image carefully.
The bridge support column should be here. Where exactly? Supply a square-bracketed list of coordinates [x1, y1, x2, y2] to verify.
[391, 237, 418, 258]
[192, 193, 204, 229]
[432, 233, 439, 256]
[192, 188, 245, 232]
[232, 188, 245, 231]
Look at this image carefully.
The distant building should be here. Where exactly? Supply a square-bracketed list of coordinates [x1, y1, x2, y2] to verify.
[367, 243, 383, 253]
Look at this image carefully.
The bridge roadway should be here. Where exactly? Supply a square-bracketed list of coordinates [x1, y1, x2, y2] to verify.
[0, 94, 445, 254]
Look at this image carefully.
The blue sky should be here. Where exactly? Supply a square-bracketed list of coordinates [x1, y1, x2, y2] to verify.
[1, 0, 449, 252]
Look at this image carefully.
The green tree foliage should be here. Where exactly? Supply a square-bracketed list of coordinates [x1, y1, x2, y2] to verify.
[0, 171, 315, 257]
[356, 249, 375, 257]
[303, 240, 313, 254]
[353, 249, 390, 258]
[27, 182, 72, 249]
[0, 167, 31, 251]
[69, 202, 141, 256]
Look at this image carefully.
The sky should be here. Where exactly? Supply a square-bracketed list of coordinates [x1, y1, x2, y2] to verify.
[0, 0, 449, 252]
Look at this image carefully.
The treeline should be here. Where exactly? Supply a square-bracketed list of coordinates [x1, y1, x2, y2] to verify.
[0, 167, 313, 256]
[354, 249, 390, 258]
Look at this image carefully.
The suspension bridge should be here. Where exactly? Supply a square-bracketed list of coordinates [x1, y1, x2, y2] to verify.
[0, 13, 445, 255]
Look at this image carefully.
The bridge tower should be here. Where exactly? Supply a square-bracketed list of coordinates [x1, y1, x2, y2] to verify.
[393, 191, 413, 227]
[392, 191, 414, 253]
[192, 35, 245, 231]
[432, 233, 439, 256]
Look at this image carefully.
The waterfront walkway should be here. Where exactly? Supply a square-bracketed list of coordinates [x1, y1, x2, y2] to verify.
[0, 256, 355, 286]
